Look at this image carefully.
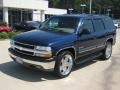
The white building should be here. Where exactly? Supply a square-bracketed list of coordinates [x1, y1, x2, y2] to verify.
[0, 0, 67, 26]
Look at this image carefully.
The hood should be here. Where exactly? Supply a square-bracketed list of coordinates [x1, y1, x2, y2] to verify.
[12, 30, 76, 46]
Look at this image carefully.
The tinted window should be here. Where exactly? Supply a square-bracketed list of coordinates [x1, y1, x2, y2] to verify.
[103, 17, 114, 30]
[81, 19, 94, 32]
[93, 19, 105, 32]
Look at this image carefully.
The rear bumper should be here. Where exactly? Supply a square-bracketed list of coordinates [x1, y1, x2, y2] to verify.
[9, 48, 55, 71]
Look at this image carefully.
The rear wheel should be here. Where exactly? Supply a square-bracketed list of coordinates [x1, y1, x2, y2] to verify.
[101, 42, 112, 60]
[54, 51, 74, 78]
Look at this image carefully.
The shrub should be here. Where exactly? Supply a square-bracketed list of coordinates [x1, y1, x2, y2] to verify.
[0, 32, 9, 39]
[8, 32, 19, 38]
[0, 21, 7, 26]
[0, 31, 21, 39]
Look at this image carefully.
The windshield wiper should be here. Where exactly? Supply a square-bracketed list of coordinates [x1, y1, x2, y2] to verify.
[40, 27, 52, 31]
[40, 27, 67, 33]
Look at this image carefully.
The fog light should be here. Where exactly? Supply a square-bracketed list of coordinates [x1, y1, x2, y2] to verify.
[35, 53, 52, 57]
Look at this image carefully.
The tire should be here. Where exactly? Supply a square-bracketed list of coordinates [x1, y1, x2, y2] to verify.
[101, 42, 112, 60]
[54, 51, 74, 78]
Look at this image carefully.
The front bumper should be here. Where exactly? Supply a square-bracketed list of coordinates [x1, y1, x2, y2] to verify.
[9, 48, 55, 71]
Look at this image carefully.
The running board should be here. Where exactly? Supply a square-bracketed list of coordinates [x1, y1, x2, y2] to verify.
[75, 52, 102, 65]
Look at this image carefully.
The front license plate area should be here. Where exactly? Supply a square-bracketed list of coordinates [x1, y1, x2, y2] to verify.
[16, 57, 23, 64]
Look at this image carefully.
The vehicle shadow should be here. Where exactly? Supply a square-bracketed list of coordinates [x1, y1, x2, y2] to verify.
[0, 61, 59, 82]
[102, 55, 120, 90]
[0, 59, 98, 82]
[73, 60, 97, 71]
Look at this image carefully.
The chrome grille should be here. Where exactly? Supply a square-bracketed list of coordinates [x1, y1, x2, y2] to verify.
[15, 48, 34, 55]
[14, 42, 34, 49]
[13, 41, 35, 56]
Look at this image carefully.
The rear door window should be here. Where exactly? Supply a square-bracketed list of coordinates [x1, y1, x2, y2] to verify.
[81, 19, 94, 33]
[93, 19, 105, 32]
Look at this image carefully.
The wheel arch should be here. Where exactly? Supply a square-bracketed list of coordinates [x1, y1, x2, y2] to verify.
[106, 38, 113, 45]
[56, 47, 76, 60]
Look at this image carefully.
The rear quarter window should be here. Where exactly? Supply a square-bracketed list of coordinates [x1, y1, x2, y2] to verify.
[103, 17, 115, 30]
[93, 19, 105, 32]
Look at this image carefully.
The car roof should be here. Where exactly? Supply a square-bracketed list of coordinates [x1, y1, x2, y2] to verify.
[55, 14, 109, 19]
[25, 21, 38, 23]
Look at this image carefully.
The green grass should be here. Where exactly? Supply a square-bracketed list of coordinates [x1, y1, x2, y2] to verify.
[0, 31, 21, 40]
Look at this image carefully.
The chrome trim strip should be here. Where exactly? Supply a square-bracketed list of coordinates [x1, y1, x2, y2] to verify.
[14, 48, 34, 56]
[14, 41, 35, 46]
[79, 46, 96, 53]
[13, 44, 35, 53]
[79, 44, 105, 53]
[55, 44, 105, 60]
[97, 45, 105, 49]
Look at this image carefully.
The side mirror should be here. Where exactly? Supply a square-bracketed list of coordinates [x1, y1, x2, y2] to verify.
[80, 29, 91, 35]
[114, 25, 117, 29]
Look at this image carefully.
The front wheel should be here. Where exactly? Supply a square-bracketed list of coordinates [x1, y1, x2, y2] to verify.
[54, 51, 74, 78]
[101, 42, 112, 60]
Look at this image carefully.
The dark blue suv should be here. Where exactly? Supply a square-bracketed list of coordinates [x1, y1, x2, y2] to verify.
[9, 14, 116, 78]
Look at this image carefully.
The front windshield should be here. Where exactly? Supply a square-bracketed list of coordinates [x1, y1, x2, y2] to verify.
[40, 16, 80, 33]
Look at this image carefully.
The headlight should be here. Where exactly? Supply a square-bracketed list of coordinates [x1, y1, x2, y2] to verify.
[10, 40, 15, 49]
[35, 46, 51, 52]
[35, 46, 52, 57]
[10, 39, 14, 45]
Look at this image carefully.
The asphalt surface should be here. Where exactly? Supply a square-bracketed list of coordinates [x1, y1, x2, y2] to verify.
[0, 29, 120, 90]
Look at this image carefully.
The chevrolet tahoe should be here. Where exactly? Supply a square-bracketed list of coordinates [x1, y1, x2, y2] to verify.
[9, 14, 116, 78]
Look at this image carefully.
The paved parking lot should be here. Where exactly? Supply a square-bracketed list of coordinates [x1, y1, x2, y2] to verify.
[0, 29, 120, 90]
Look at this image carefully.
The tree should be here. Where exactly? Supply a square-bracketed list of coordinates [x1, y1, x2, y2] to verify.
[49, 0, 120, 18]
[49, 0, 60, 8]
